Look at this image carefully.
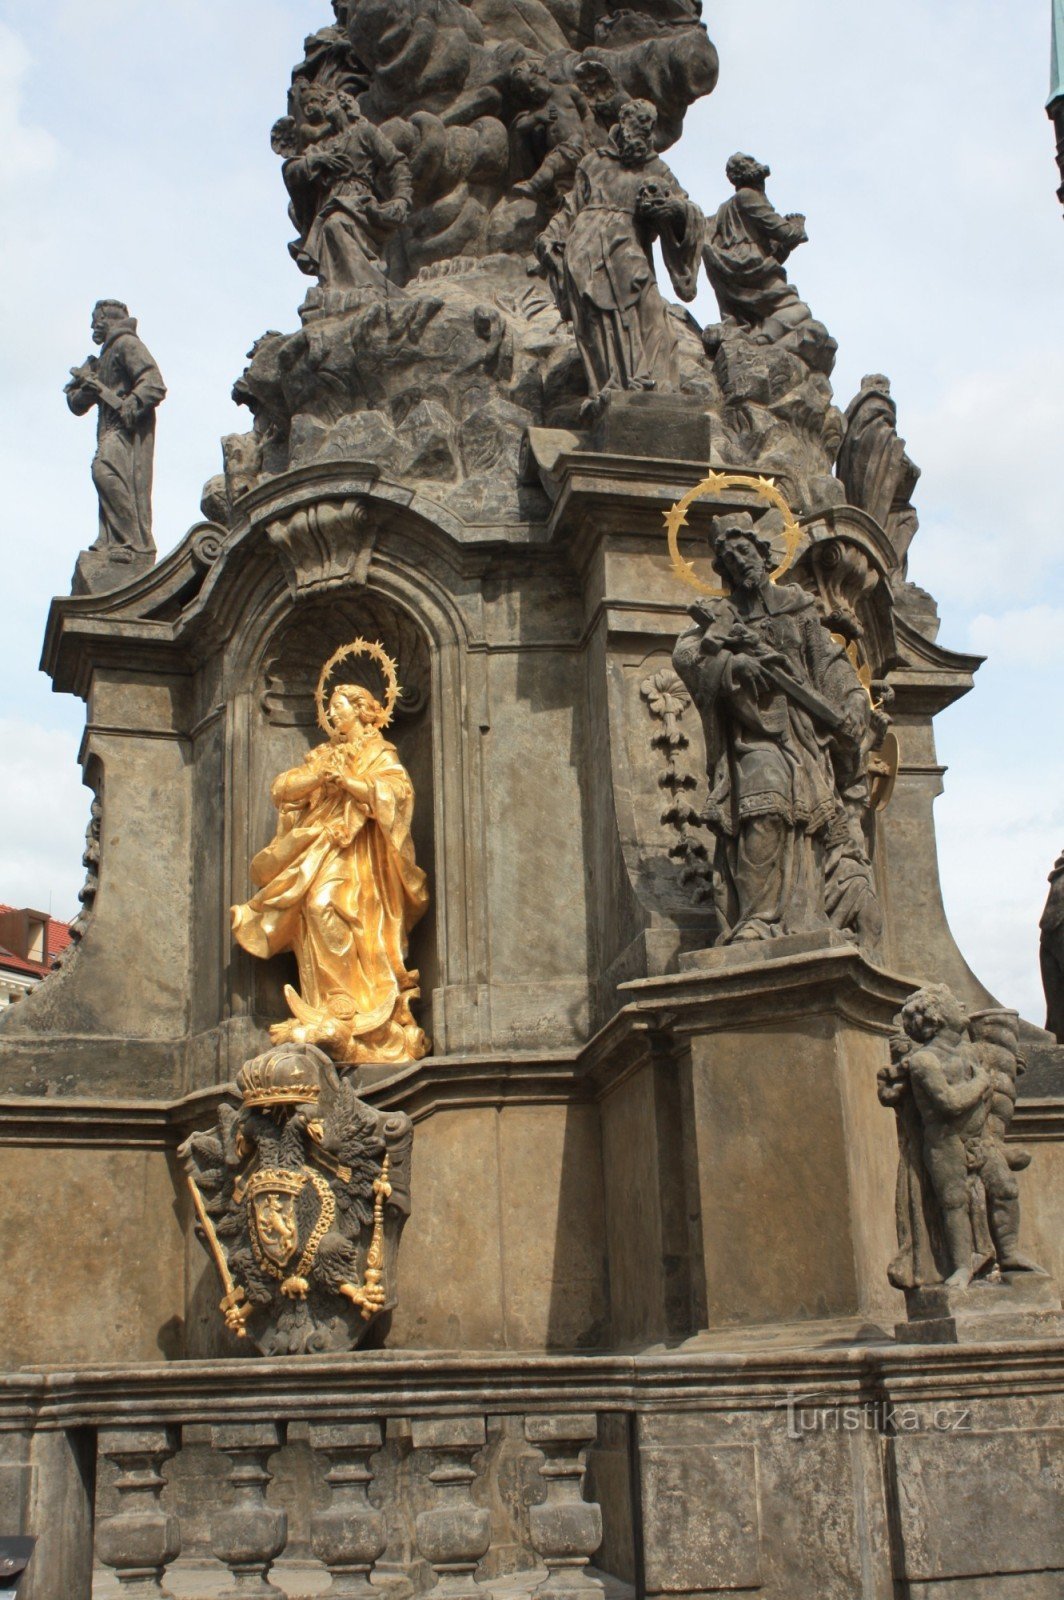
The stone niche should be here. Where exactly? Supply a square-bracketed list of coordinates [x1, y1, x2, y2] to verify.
[242, 590, 438, 1043]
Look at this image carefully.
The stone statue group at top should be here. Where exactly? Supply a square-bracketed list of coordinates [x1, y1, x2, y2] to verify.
[199, 0, 887, 528]
[268, 0, 829, 415]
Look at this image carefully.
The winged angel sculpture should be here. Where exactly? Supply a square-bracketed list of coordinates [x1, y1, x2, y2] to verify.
[180, 1043, 413, 1354]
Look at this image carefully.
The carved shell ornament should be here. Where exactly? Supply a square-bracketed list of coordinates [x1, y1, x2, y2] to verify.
[315, 637, 401, 734]
[663, 470, 802, 597]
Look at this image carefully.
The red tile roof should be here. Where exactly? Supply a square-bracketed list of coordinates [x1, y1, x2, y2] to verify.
[0, 906, 74, 979]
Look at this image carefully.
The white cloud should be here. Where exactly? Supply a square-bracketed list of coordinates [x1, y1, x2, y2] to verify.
[935, 767, 1064, 1025]
[0, 718, 89, 918]
[968, 606, 1064, 670]
[0, 23, 60, 189]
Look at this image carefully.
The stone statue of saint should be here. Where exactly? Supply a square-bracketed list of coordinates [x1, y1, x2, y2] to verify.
[878, 986, 1046, 1291]
[277, 86, 413, 292]
[702, 153, 811, 342]
[1040, 849, 1064, 1041]
[535, 98, 703, 412]
[672, 512, 872, 945]
[232, 678, 430, 1066]
[64, 299, 166, 563]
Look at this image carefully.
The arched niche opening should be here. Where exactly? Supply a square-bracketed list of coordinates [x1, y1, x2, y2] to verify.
[245, 588, 438, 1052]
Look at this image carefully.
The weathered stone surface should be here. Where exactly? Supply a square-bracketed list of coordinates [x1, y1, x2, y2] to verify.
[640, 1441, 760, 1591]
[897, 1273, 1064, 1345]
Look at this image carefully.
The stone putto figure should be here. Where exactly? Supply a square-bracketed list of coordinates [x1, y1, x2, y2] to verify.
[232, 659, 430, 1066]
[180, 1043, 413, 1354]
[276, 86, 412, 292]
[878, 986, 1046, 1291]
[535, 97, 703, 412]
[64, 299, 166, 569]
[672, 512, 875, 945]
[702, 153, 812, 344]
[1040, 848, 1064, 1042]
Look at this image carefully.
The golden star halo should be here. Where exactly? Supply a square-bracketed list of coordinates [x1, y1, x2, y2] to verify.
[663, 471, 802, 597]
[315, 638, 401, 735]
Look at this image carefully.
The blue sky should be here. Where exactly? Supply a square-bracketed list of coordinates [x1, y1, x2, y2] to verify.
[1, 1, 1062, 1020]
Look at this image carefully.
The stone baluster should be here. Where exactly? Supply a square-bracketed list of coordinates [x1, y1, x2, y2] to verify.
[209, 1423, 288, 1599]
[525, 1415, 604, 1599]
[94, 1426, 181, 1598]
[412, 1416, 491, 1599]
[308, 1421, 387, 1597]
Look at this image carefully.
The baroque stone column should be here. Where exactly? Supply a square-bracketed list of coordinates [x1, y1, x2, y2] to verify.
[209, 1423, 288, 1599]
[94, 1426, 181, 1598]
[525, 1415, 604, 1598]
[308, 1421, 386, 1597]
[411, 1416, 491, 1599]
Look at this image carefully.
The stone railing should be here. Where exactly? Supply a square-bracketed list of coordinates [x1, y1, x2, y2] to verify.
[84, 1411, 610, 1599]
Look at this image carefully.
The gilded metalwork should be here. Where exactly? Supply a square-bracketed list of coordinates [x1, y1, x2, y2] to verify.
[315, 635, 401, 734]
[232, 639, 429, 1066]
[664, 471, 802, 598]
[179, 1043, 413, 1355]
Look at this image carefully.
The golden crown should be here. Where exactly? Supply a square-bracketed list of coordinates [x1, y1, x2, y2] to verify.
[245, 1168, 307, 1200]
[237, 1049, 322, 1108]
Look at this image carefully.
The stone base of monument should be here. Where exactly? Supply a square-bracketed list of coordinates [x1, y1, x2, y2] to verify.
[897, 1272, 1064, 1344]
[71, 546, 155, 596]
[604, 934, 913, 1337]
[7, 1344, 1063, 1600]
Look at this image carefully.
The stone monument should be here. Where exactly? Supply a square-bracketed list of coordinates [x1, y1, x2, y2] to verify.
[2, 4, 1062, 1597]
[65, 299, 166, 594]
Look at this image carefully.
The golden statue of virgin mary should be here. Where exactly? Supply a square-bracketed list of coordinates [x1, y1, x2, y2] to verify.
[231, 640, 430, 1066]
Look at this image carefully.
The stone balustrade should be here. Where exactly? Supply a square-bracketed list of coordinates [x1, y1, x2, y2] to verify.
[89, 1410, 609, 1600]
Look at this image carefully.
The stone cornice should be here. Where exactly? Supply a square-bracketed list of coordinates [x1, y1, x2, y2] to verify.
[3, 1340, 1062, 1433]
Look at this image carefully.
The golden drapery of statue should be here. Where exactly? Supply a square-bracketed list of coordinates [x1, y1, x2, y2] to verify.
[231, 639, 430, 1066]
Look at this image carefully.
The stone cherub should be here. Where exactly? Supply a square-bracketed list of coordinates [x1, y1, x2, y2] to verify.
[878, 985, 1046, 1291]
[274, 85, 412, 292]
[64, 299, 166, 569]
[180, 1043, 413, 1356]
[535, 97, 703, 413]
[672, 512, 877, 946]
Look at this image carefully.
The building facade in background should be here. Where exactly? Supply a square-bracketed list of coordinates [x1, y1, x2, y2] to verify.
[0, 905, 71, 1008]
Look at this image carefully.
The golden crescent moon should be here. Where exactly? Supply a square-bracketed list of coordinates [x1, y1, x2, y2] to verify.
[663, 471, 803, 597]
[315, 638, 401, 734]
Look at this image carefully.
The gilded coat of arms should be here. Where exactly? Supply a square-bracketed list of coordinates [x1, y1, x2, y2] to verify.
[179, 1043, 412, 1354]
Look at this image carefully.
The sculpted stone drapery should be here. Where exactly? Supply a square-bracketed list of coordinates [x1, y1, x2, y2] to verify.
[1040, 849, 1064, 1042]
[232, 680, 429, 1066]
[672, 513, 878, 946]
[878, 986, 1046, 1291]
[536, 99, 703, 412]
[64, 299, 166, 559]
[702, 153, 811, 342]
[277, 86, 412, 292]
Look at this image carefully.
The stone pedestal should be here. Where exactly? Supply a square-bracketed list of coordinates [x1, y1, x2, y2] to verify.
[599, 937, 914, 1340]
[71, 547, 155, 596]
[898, 1272, 1064, 1344]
